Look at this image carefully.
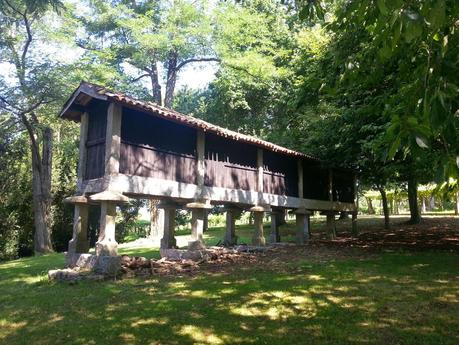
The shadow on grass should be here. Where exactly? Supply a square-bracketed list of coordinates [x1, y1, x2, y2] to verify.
[0, 249, 458, 344]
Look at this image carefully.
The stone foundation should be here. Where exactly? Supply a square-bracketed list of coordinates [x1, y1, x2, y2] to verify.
[64, 252, 121, 276]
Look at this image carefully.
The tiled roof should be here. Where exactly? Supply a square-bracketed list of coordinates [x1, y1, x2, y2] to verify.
[60, 81, 318, 160]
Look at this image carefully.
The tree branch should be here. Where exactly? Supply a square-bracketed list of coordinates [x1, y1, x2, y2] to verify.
[175, 57, 221, 71]
[130, 73, 150, 83]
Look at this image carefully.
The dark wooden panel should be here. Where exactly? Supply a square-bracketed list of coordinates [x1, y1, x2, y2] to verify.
[303, 160, 329, 201]
[204, 133, 257, 191]
[263, 150, 298, 197]
[84, 101, 107, 180]
[120, 142, 196, 184]
[119, 107, 197, 183]
[86, 101, 107, 142]
[332, 169, 354, 203]
[121, 107, 196, 156]
[85, 143, 105, 180]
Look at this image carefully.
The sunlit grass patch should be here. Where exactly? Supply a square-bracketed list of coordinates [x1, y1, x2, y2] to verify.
[0, 228, 458, 344]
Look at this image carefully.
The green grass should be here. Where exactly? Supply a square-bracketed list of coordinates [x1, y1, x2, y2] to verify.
[1, 219, 458, 344]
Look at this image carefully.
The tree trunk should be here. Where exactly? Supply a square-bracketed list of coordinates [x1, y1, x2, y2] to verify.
[366, 197, 375, 214]
[164, 52, 178, 108]
[455, 192, 459, 215]
[407, 177, 421, 224]
[32, 127, 53, 254]
[275, 210, 286, 226]
[149, 199, 164, 239]
[378, 187, 390, 229]
[429, 196, 435, 211]
[150, 61, 162, 104]
[421, 197, 427, 213]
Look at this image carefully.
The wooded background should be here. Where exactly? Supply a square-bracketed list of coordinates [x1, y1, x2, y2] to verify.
[0, 0, 457, 259]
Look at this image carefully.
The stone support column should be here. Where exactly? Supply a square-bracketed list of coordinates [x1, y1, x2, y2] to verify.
[250, 205, 270, 246]
[295, 208, 311, 244]
[351, 211, 358, 236]
[224, 206, 241, 246]
[325, 212, 337, 240]
[160, 204, 177, 249]
[257, 149, 264, 193]
[96, 201, 118, 256]
[298, 159, 304, 199]
[203, 210, 209, 233]
[186, 200, 212, 250]
[196, 130, 205, 197]
[90, 190, 129, 257]
[76, 112, 89, 191]
[65, 196, 90, 255]
[104, 102, 122, 176]
[269, 211, 281, 243]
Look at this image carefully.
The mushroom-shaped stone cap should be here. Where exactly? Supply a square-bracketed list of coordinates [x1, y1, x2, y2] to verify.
[249, 205, 271, 213]
[89, 190, 130, 203]
[185, 201, 213, 209]
[63, 195, 90, 204]
[294, 208, 312, 215]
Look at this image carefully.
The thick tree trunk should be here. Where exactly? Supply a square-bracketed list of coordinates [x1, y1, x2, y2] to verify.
[164, 52, 178, 108]
[407, 177, 421, 224]
[32, 127, 53, 254]
[378, 187, 390, 229]
[366, 197, 375, 214]
[150, 61, 162, 104]
[149, 199, 164, 239]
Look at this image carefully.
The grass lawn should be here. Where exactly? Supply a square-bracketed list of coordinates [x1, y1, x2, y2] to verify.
[0, 218, 458, 344]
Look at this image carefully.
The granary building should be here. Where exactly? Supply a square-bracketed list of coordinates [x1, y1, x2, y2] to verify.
[60, 82, 357, 268]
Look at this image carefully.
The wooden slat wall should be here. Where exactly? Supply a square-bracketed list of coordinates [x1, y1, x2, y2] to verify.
[263, 150, 298, 197]
[120, 142, 196, 184]
[85, 101, 108, 180]
[302, 160, 329, 201]
[204, 133, 257, 191]
[119, 107, 197, 184]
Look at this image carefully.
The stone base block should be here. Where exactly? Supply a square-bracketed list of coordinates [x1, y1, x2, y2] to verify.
[160, 248, 209, 261]
[64, 252, 121, 277]
[48, 269, 105, 282]
[188, 240, 206, 251]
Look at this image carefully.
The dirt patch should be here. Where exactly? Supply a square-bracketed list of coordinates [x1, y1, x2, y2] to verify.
[120, 244, 375, 278]
[320, 216, 459, 251]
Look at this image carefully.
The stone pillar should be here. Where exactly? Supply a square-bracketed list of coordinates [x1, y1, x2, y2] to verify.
[90, 190, 129, 256]
[269, 211, 281, 243]
[298, 159, 304, 199]
[186, 200, 212, 250]
[351, 211, 358, 236]
[325, 212, 337, 240]
[295, 208, 311, 244]
[203, 210, 209, 233]
[160, 205, 177, 249]
[149, 199, 165, 240]
[76, 112, 89, 191]
[65, 195, 91, 255]
[96, 201, 118, 256]
[257, 149, 264, 193]
[250, 205, 269, 246]
[196, 130, 206, 196]
[189, 208, 205, 250]
[104, 102, 122, 176]
[224, 207, 241, 246]
[68, 204, 90, 254]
